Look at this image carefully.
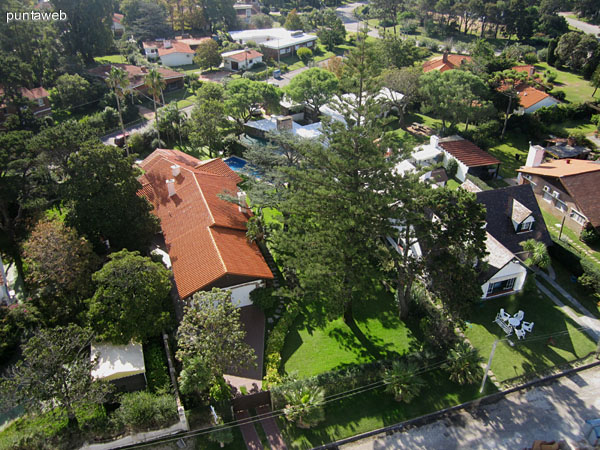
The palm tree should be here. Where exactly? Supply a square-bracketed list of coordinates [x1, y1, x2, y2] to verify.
[383, 360, 425, 403]
[144, 68, 166, 144]
[105, 67, 132, 156]
[520, 239, 550, 269]
[443, 341, 484, 385]
[283, 385, 325, 429]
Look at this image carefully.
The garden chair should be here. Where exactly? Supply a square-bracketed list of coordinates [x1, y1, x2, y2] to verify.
[514, 310, 524, 322]
[522, 321, 534, 333]
[515, 327, 526, 340]
[499, 308, 510, 322]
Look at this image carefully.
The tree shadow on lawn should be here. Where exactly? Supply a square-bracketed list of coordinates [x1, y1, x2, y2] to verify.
[468, 292, 595, 382]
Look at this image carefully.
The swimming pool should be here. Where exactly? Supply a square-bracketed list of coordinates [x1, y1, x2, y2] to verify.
[224, 156, 248, 171]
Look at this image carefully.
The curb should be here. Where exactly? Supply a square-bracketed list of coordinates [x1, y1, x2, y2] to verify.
[311, 359, 600, 450]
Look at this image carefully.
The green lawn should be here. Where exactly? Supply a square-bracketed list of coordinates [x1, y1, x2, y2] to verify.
[547, 118, 598, 137]
[281, 287, 418, 377]
[534, 62, 597, 104]
[551, 259, 600, 319]
[487, 130, 530, 179]
[279, 369, 494, 449]
[94, 54, 126, 64]
[445, 178, 461, 190]
[464, 287, 597, 384]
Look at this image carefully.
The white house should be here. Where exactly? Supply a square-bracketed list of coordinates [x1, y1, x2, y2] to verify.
[222, 49, 263, 71]
[229, 28, 318, 59]
[234, 3, 254, 23]
[514, 84, 560, 114]
[436, 135, 501, 182]
[319, 88, 404, 126]
[411, 137, 443, 167]
[480, 233, 528, 299]
[91, 342, 147, 392]
[244, 115, 322, 140]
[143, 40, 194, 67]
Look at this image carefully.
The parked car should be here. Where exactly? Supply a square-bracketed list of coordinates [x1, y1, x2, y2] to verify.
[273, 69, 282, 79]
[114, 132, 129, 147]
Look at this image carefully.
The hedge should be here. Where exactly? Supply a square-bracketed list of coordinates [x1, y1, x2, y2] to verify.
[143, 340, 171, 393]
[548, 238, 583, 276]
[263, 302, 300, 386]
[111, 391, 178, 432]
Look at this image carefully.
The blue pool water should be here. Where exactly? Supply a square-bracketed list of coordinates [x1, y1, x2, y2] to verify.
[224, 156, 248, 171]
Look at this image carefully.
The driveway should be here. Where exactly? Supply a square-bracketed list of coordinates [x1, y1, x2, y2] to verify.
[335, 2, 380, 38]
[559, 12, 600, 38]
[342, 364, 600, 450]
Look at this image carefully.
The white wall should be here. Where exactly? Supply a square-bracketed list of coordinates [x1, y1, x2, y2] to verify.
[160, 52, 193, 67]
[523, 97, 560, 114]
[226, 280, 265, 308]
[512, 214, 535, 232]
[442, 151, 469, 182]
[480, 260, 528, 299]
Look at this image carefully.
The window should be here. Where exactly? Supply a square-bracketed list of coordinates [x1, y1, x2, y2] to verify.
[570, 209, 587, 225]
[555, 199, 567, 212]
[519, 221, 533, 232]
[543, 192, 553, 203]
[505, 278, 515, 290]
[37, 98, 44, 106]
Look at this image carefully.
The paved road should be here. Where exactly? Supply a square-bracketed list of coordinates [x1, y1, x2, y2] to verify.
[342, 364, 600, 450]
[265, 58, 333, 87]
[101, 104, 194, 146]
[335, 2, 380, 38]
[559, 12, 600, 38]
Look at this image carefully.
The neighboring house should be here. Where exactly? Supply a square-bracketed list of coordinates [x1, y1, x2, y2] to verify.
[245, 115, 322, 140]
[88, 64, 185, 94]
[0, 86, 51, 122]
[476, 184, 553, 256]
[422, 52, 472, 73]
[142, 40, 194, 67]
[138, 149, 274, 305]
[229, 28, 317, 59]
[234, 3, 254, 23]
[435, 135, 501, 182]
[319, 88, 404, 125]
[393, 160, 417, 176]
[222, 49, 263, 71]
[419, 167, 448, 188]
[517, 144, 600, 233]
[512, 64, 536, 77]
[174, 35, 212, 51]
[91, 342, 146, 392]
[480, 232, 528, 299]
[112, 13, 124, 36]
[514, 84, 559, 114]
[544, 137, 591, 160]
[410, 136, 444, 167]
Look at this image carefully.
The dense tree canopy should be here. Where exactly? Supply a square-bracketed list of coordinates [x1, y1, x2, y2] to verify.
[64, 144, 159, 253]
[224, 78, 281, 133]
[0, 325, 112, 428]
[87, 250, 172, 344]
[176, 289, 256, 378]
[194, 39, 222, 70]
[285, 68, 339, 121]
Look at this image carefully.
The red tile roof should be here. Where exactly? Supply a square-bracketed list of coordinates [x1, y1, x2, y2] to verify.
[138, 149, 273, 299]
[88, 64, 184, 89]
[515, 84, 555, 109]
[438, 136, 501, 167]
[143, 40, 194, 56]
[224, 49, 263, 62]
[512, 65, 535, 76]
[423, 54, 472, 73]
[113, 13, 123, 24]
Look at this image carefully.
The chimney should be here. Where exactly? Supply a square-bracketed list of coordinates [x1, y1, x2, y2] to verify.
[442, 51, 449, 63]
[140, 66, 148, 73]
[276, 116, 293, 131]
[166, 179, 176, 197]
[237, 191, 249, 214]
[567, 136, 576, 147]
[164, 40, 172, 49]
[430, 135, 440, 148]
[171, 164, 181, 177]
[566, 159, 571, 164]
[525, 144, 545, 168]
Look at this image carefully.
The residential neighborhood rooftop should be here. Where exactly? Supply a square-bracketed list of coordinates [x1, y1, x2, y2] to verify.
[221, 49, 263, 62]
[438, 136, 501, 167]
[422, 53, 472, 72]
[88, 64, 184, 89]
[138, 149, 273, 299]
[142, 40, 194, 56]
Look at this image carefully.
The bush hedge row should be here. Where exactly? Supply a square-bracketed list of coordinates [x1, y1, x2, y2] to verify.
[263, 302, 300, 386]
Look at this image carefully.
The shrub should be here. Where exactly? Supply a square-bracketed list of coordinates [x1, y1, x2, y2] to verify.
[545, 69, 558, 83]
[550, 89, 566, 101]
[283, 385, 325, 428]
[264, 302, 300, 385]
[581, 224, 600, 245]
[537, 48, 548, 62]
[249, 286, 278, 311]
[446, 158, 458, 179]
[523, 52, 538, 64]
[442, 341, 483, 385]
[143, 341, 171, 393]
[548, 238, 583, 276]
[297, 47, 313, 64]
[579, 258, 600, 295]
[112, 391, 178, 432]
[382, 360, 424, 403]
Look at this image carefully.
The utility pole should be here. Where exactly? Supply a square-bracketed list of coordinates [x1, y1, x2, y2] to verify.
[480, 339, 499, 393]
[558, 215, 566, 241]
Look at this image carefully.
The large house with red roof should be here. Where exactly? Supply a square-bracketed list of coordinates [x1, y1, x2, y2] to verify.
[138, 149, 274, 306]
[143, 40, 195, 67]
[88, 64, 185, 94]
[422, 52, 472, 73]
[517, 144, 600, 233]
[222, 49, 263, 71]
[0, 86, 51, 123]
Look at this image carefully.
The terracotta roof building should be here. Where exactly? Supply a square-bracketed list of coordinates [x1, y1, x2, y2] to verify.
[422, 52, 472, 73]
[142, 40, 195, 67]
[138, 149, 274, 302]
[0, 85, 51, 121]
[88, 64, 185, 93]
[518, 144, 600, 232]
[435, 135, 501, 182]
[515, 84, 559, 114]
[222, 49, 263, 71]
